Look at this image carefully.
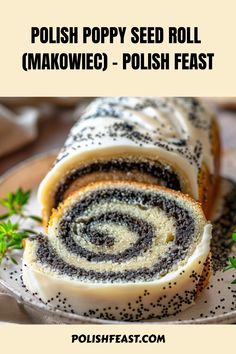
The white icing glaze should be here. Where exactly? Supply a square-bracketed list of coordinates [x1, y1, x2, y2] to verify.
[38, 97, 216, 219]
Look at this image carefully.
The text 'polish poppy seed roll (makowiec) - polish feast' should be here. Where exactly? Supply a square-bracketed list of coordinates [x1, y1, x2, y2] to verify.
[23, 97, 221, 321]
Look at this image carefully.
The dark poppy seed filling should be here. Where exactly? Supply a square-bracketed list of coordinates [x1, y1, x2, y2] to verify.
[36, 187, 196, 283]
[54, 159, 181, 208]
[60, 211, 155, 262]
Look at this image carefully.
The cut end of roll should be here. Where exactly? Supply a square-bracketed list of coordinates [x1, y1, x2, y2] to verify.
[23, 181, 212, 321]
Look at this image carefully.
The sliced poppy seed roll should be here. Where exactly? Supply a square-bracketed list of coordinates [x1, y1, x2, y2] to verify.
[23, 181, 212, 321]
[38, 97, 220, 223]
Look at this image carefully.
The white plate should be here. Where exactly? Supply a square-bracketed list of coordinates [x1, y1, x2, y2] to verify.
[0, 152, 236, 324]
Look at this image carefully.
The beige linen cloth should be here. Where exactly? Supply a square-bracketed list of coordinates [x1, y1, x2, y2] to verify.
[0, 97, 86, 159]
[0, 104, 39, 158]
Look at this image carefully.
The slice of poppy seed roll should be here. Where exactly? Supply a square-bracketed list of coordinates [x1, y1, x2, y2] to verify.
[38, 97, 220, 223]
[23, 181, 212, 321]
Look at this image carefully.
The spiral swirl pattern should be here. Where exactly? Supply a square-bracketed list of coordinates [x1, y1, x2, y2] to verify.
[23, 182, 211, 321]
[34, 183, 202, 283]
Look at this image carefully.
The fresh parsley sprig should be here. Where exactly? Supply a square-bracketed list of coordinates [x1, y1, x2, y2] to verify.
[224, 232, 236, 284]
[0, 188, 42, 264]
[0, 187, 41, 222]
[0, 221, 28, 264]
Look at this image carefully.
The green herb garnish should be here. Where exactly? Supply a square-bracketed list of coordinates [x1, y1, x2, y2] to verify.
[0, 188, 42, 264]
[224, 232, 236, 284]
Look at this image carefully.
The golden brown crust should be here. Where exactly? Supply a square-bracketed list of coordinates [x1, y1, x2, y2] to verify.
[49, 179, 207, 229]
[63, 170, 159, 200]
[198, 119, 221, 218]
